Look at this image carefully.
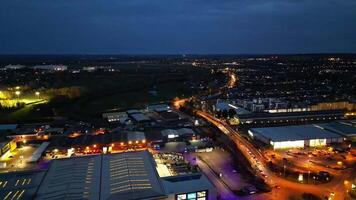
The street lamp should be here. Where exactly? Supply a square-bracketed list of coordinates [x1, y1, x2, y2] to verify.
[15, 91, 21, 98]
[35, 91, 40, 98]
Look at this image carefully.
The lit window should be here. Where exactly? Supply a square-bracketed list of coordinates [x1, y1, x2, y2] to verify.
[188, 193, 197, 199]
[197, 191, 206, 197]
[177, 194, 186, 200]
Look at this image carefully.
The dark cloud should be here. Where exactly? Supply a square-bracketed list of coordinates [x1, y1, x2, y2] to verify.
[0, 0, 355, 54]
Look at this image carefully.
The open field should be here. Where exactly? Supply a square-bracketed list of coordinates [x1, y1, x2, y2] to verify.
[0, 64, 212, 122]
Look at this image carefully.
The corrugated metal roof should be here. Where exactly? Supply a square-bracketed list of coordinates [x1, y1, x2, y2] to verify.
[319, 121, 356, 136]
[251, 124, 342, 142]
[35, 151, 166, 200]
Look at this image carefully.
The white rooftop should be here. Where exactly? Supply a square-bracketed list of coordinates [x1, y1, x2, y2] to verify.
[250, 124, 342, 142]
[162, 174, 214, 195]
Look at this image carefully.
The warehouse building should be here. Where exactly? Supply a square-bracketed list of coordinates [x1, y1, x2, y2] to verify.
[249, 124, 344, 149]
[319, 121, 356, 142]
[0, 139, 17, 157]
[147, 104, 171, 112]
[238, 110, 344, 127]
[19, 150, 216, 200]
[102, 112, 129, 123]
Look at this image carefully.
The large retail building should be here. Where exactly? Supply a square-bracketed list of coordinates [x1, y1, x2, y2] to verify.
[249, 124, 344, 149]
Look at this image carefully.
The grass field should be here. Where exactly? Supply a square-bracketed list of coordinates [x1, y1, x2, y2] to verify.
[0, 64, 208, 122]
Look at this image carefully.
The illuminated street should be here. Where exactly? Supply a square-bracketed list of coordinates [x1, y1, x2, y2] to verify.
[1, 3, 356, 199]
[195, 110, 355, 200]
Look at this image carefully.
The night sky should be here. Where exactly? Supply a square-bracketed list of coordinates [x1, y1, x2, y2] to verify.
[1, 0, 356, 54]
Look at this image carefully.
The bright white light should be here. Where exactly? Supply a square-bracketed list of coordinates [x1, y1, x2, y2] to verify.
[168, 134, 178, 139]
[273, 140, 304, 149]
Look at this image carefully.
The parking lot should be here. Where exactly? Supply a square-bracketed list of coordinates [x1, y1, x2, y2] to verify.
[265, 146, 355, 174]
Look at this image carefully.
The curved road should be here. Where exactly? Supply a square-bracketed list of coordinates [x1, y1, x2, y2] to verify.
[195, 110, 352, 200]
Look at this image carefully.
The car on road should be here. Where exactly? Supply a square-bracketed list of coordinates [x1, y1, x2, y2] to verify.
[261, 173, 268, 178]
[242, 185, 258, 195]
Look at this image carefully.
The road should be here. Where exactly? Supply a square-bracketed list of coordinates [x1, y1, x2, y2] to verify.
[173, 67, 354, 199]
[195, 110, 352, 200]
[192, 153, 237, 200]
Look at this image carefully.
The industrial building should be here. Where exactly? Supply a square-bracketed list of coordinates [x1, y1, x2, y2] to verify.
[319, 120, 356, 142]
[0, 151, 216, 200]
[0, 139, 17, 157]
[147, 104, 171, 112]
[102, 112, 129, 123]
[161, 128, 196, 140]
[238, 110, 344, 127]
[249, 124, 344, 149]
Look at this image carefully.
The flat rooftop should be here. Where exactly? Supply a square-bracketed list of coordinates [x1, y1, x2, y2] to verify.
[130, 113, 150, 122]
[319, 121, 356, 137]
[1, 151, 215, 200]
[162, 174, 213, 195]
[36, 151, 166, 200]
[239, 110, 344, 119]
[250, 124, 342, 142]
